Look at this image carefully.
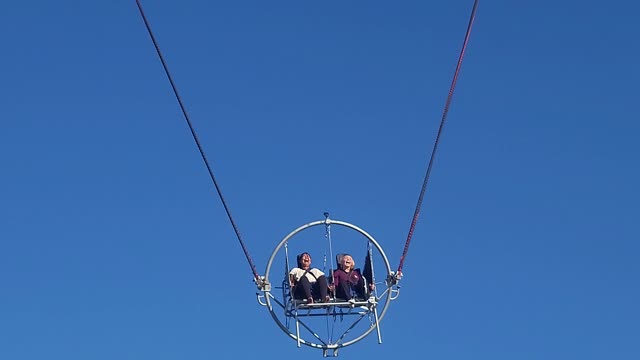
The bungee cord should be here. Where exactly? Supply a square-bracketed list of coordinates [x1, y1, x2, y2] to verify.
[135, 0, 261, 282]
[396, 0, 479, 277]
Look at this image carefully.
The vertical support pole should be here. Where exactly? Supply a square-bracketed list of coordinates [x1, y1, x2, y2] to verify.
[294, 305, 301, 348]
[373, 306, 382, 344]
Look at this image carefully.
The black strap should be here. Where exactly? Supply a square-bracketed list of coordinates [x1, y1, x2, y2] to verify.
[302, 269, 318, 282]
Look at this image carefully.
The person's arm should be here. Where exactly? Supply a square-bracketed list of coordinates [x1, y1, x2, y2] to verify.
[289, 269, 299, 287]
[333, 269, 343, 287]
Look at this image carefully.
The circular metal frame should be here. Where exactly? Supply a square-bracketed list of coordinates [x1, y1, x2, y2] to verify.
[263, 218, 394, 351]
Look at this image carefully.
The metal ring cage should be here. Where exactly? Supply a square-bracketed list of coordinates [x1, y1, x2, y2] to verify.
[258, 217, 399, 356]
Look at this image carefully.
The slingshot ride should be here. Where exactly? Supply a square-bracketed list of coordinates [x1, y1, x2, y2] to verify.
[135, 0, 479, 357]
[256, 214, 398, 357]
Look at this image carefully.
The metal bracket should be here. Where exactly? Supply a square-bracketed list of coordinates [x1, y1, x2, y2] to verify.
[323, 347, 339, 357]
[256, 292, 267, 306]
[386, 271, 402, 286]
[324, 212, 332, 225]
[254, 275, 271, 292]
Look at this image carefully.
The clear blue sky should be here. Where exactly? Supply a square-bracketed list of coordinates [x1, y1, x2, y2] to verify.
[2, 0, 639, 359]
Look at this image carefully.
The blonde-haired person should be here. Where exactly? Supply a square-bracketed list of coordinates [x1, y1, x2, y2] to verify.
[332, 254, 374, 301]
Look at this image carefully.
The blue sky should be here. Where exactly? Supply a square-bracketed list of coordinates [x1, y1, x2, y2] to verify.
[2, 0, 639, 359]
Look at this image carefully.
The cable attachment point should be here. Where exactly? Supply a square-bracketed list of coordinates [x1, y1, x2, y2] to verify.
[323, 212, 331, 225]
[254, 276, 271, 292]
[386, 271, 402, 286]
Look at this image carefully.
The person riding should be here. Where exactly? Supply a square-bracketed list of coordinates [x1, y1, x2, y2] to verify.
[289, 252, 330, 303]
[332, 254, 374, 301]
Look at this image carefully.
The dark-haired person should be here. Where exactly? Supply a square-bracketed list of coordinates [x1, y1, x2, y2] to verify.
[289, 252, 330, 303]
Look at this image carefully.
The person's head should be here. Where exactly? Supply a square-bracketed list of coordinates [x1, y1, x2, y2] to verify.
[340, 254, 355, 271]
[297, 252, 312, 269]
